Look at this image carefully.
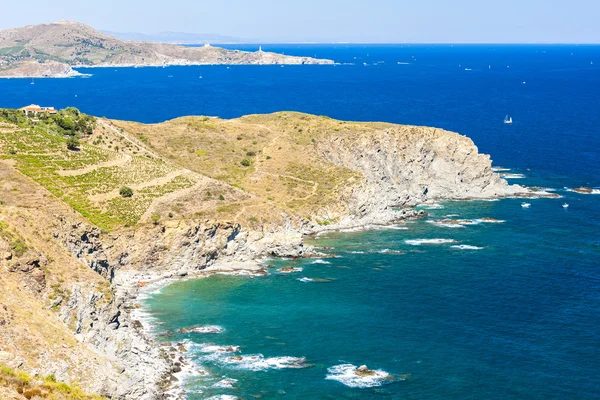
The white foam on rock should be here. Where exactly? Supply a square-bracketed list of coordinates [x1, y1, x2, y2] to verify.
[212, 378, 238, 389]
[180, 325, 225, 334]
[298, 277, 315, 283]
[198, 344, 240, 353]
[428, 220, 466, 229]
[405, 239, 457, 246]
[221, 355, 310, 371]
[326, 364, 392, 388]
[277, 267, 303, 274]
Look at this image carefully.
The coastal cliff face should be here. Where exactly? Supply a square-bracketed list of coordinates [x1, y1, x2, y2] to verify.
[313, 124, 527, 226]
[0, 21, 333, 77]
[0, 109, 530, 398]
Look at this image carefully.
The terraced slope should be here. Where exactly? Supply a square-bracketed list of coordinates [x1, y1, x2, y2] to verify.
[0, 110, 245, 230]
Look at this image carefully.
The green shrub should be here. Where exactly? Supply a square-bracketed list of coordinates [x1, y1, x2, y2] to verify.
[11, 240, 28, 256]
[66, 136, 80, 150]
[119, 186, 133, 198]
[240, 159, 251, 167]
[219, 194, 225, 201]
[246, 151, 256, 157]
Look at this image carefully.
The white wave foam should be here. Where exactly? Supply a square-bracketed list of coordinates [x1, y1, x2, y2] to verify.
[326, 364, 392, 388]
[501, 173, 525, 179]
[378, 249, 405, 255]
[222, 355, 310, 371]
[418, 203, 444, 210]
[179, 325, 225, 334]
[492, 167, 511, 172]
[198, 344, 240, 353]
[205, 396, 239, 400]
[311, 259, 332, 265]
[212, 378, 238, 389]
[451, 245, 484, 250]
[405, 239, 457, 246]
[476, 218, 506, 224]
[298, 277, 315, 283]
[348, 250, 365, 254]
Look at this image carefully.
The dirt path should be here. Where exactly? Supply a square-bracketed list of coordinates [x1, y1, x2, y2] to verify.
[97, 119, 166, 161]
[57, 154, 132, 176]
[88, 169, 189, 203]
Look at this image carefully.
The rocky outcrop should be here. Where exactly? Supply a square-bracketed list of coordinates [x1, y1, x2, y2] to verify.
[0, 60, 81, 78]
[314, 125, 527, 227]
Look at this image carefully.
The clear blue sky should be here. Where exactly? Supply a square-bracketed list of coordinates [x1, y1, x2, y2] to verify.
[1, 0, 598, 43]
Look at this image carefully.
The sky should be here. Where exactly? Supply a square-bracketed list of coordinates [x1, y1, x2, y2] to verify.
[0, 0, 598, 43]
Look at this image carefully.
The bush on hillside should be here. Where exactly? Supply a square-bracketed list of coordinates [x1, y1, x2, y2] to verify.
[119, 186, 133, 198]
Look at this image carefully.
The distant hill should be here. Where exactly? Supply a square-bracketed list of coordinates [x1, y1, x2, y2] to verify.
[102, 30, 247, 44]
[0, 21, 333, 77]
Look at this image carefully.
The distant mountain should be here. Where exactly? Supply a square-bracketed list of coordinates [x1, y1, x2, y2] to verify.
[102, 30, 247, 44]
[0, 21, 333, 77]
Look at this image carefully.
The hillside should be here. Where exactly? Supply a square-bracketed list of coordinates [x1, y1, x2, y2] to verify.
[1, 108, 526, 232]
[0, 107, 530, 398]
[0, 21, 334, 77]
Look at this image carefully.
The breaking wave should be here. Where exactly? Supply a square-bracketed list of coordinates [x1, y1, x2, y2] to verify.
[311, 259, 332, 265]
[451, 245, 484, 250]
[405, 239, 457, 246]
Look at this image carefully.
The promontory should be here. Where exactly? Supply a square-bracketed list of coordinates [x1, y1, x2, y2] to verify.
[0, 21, 334, 78]
[0, 107, 529, 398]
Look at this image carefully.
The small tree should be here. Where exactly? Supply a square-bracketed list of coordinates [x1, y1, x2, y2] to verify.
[66, 136, 80, 150]
[119, 186, 133, 198]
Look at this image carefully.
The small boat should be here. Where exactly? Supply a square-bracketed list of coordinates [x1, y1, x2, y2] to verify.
[521, 202, 531, 208]
[562, 203, 569, 208]
[504, 115, 513, 124]
[30, 79, 35, 85]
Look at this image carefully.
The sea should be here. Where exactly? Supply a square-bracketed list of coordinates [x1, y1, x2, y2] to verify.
[1, 44, 599, 399]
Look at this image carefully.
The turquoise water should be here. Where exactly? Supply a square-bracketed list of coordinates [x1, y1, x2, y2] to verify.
[146, 184, 600, 399]
[2, 44, 598, 399]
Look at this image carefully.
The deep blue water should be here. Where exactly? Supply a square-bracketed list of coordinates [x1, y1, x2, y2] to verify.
[2, 45, 599, 399]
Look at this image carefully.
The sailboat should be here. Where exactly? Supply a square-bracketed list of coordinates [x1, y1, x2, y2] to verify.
[504, 115, 513, 124]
